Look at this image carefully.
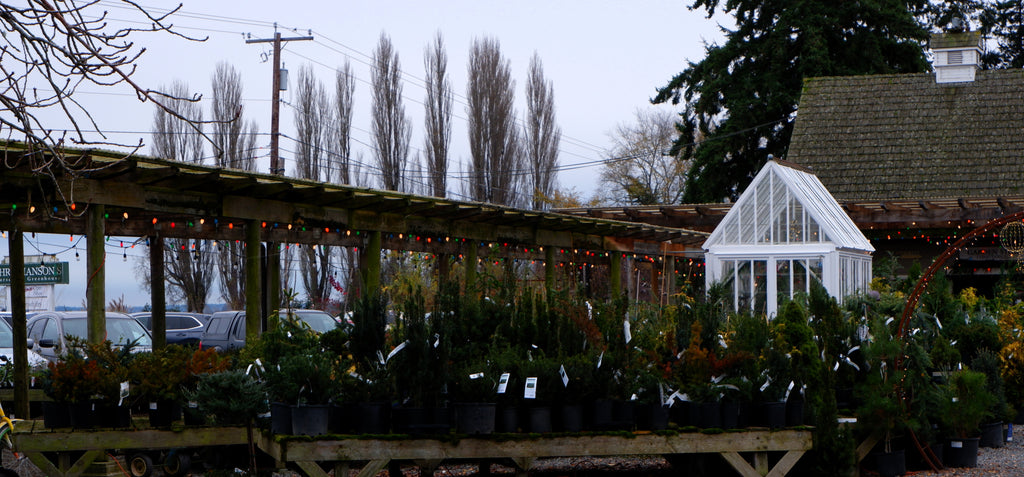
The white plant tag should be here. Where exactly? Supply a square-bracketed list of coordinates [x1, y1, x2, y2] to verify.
[469, 372, 484, 379]
[497, 372, 510, 394]
[950, 440, 963, 448]
[387, 341, 408, 362]
[149, 402, 158, 410]
[524, 377, 538, 399]
[559, 365, 569, 387]
[119, 381, 129, 406]
[597, 351, 604, 369]
[623, 319, 632, 344]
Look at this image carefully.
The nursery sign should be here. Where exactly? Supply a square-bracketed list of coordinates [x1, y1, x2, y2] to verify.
[0, 262, 69, 285]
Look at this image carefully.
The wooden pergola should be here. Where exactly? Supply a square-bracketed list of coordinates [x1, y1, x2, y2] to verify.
[0, 142, 706, 418]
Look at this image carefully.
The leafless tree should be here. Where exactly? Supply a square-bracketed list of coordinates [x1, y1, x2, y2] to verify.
[371, 33, 412, 192]
[211, 62, 259, 171]
[524, 53, 561, 210]
[151, 81, 213, 312]
[1, 1, 207, 214]
[209, 62, 258, 309]
[334, 60, 356, 185]
[466, 37, 523, 206]
[598, 109, 688, 206]
[423, 32, 452, 198]
[293, 65, 333, 308]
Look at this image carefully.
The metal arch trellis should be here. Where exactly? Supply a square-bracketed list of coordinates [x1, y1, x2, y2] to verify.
[897, 210, 1024, 339]
[894, 210, 1024, 472]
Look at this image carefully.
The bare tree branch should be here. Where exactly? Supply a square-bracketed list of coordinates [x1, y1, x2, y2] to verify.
[0, 0, 213, 216]
[466, 36, 522, 207]
[423, 31, 451, 198]
[525, 52, 560, 211]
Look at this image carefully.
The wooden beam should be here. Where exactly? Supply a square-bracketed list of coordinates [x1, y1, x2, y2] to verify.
[9, 229, 28, 419]
[86, 205, 105, 345]
[245, 220, 262, 341]
[150, 233, 166, 349]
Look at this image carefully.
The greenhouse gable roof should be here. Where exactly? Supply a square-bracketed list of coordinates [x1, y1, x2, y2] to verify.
[704, 160, 874, 252]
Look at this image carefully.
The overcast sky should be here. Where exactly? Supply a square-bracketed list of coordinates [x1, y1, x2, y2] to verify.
[5, 0, 726, 308]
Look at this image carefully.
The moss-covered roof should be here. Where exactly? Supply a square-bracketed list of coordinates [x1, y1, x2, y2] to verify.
[787, 69, 1024, 202]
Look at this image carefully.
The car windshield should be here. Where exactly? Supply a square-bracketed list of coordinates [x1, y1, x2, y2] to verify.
[282, 310, 336, 334]
[63, 317, 152, 347]
[0, 320, 12, 348]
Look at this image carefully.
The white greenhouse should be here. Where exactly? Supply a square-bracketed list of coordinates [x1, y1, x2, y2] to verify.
[703, 160, 874, 316]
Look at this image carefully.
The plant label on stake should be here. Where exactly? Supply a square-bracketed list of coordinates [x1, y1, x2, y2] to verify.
[559, 365, 569, 387]
[387, 341, 408, 363]
[623, 319, 632, 344]
[524, 377, 538, 399]
[597, 351, 604, 369]
[497, 373, 510, 394]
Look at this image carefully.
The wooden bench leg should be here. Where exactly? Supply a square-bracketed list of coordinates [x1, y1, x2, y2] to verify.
[356, 459, 389, 477]
[720, 450, 807, 477]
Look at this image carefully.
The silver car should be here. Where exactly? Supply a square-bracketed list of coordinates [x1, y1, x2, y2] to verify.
[26, 311, 153, 362]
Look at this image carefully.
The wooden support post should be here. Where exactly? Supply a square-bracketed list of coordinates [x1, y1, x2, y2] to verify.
[149, 233, 166, 349]
[438, 253, 450, 286]
[86, 205, 105, 345]
[360, 231, 382, 298]
[464, 242, 477, 295]
[8, 229, 28, 418]
[609, 252, 622, 299]
[545, 247, 555, 292]
[245, 220, 262, 342]
[267, 241, 281, 314]
[650, 261, 660, 304]
[664, 255, 676, 307]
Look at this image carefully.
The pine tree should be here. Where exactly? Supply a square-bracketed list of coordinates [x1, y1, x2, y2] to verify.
[653, 0, 931, 203]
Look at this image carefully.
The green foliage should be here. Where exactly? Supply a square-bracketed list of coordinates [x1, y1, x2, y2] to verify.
[652, 0, 929, 202]
[186, 370, 267, 426]
[392, 285, 447, 408]
[127, 345, 191, 402]
[349, 294, 388, 375]
[940, 369, 996, 438]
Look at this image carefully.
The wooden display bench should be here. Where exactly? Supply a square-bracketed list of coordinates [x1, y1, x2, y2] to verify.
[256, 429, 814, 477]
[12, 425, 250, 477]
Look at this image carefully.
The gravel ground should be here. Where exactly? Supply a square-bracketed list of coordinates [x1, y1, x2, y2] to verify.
[4, 438, 1021, 476]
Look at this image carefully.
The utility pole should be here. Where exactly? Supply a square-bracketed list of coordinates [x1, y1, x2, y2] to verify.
[245, 27, 312, 324]
[246, 28, 313, 175]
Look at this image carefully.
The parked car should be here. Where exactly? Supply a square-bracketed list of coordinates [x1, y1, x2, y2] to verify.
[0, 318, 47, 368]
[0, 311, 37, 326]
[26, 311, 153, 362]
[201, 309, 339, 352]
[131, 312, 209, 346]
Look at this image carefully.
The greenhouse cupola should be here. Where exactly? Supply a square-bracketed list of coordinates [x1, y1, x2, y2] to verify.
[703, 159, 874, 316]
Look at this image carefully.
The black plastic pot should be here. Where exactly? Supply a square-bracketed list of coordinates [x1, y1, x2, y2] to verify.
[691, 402, 721, 429]
[945, 437, 980, 468]
[785, 399, 804, 426]
[669, 401, 690, 427]
[454, 402, 496, 435]
[980, 422, 1004, 448]
[392, 407, 452, 435]
[496, 405, 520, 433]
[102, 404, 132, 428]
[68, 401, 95, 428]
[758, 401, 786, 429]
[557, 403, 584, 432]
[270, 402, 292, 434]
[526, 405, 552, 433]
[291, 404, 330, 436]
[634, 402, 668, 431]
[720, 401, 739, 429]
[612, 400, 635, 430]
[356, 402, 391, 434]
[873, 450, 905, 477]
[589, 399, 615, 430]
[42, 401, 71, 429]
[147, 400, 181, 428]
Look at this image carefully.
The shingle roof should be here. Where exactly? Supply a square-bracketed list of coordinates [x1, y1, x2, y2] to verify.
[787, 69, 1024, 202]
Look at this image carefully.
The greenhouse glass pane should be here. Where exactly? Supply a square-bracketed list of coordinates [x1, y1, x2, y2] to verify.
[794, 259, 808, 295]
[777, 259, 791, 301]
[791, 197, 805, 243]
[738, 260, 752, 311]
[810, 258, 824, 288]
[756, 179, 772, 244]
[771, 176, 789, 244]
[754, 260, 767, 314]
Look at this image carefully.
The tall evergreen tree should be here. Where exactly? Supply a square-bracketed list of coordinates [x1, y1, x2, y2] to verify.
[525, 52, 561, 211]
[985, 1, 1024, 68]
[654, 0, 931, 203]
